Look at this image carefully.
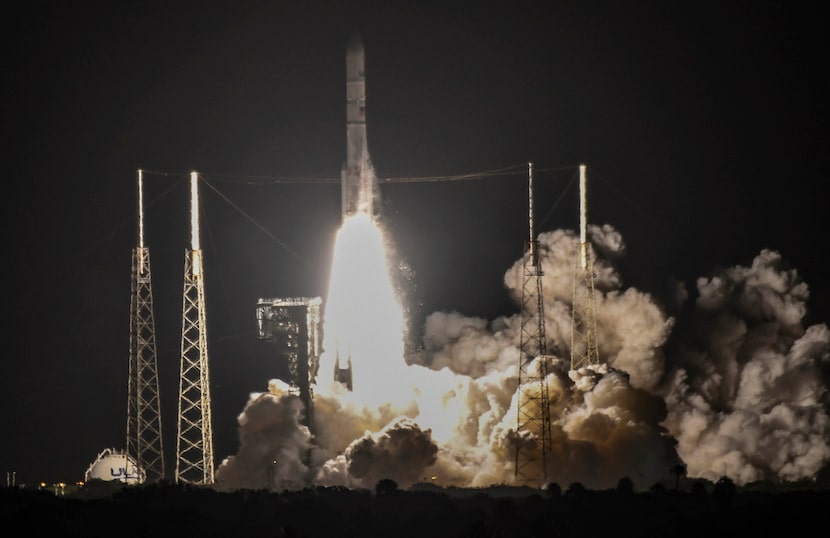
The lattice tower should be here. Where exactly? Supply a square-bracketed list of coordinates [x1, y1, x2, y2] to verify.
[175, 172, 215, 485]
[515, 162, 553, 484]
[126, 169, 165, 483]
[570, 164, 600, 370]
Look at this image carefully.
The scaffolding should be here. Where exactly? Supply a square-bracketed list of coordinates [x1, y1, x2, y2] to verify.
[126, 169, 165, 483]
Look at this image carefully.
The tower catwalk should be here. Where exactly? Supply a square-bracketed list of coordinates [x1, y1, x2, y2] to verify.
[175, 172, 215, 485]
[515, 162, 552, 484]
[126, 169, 164, 483]
[570, 164, 600, 370]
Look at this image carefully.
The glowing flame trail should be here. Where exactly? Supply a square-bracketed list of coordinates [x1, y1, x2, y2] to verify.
[317, 212, 409, 407]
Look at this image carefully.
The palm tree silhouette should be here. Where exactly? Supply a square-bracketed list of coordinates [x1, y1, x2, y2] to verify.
[670, 464, 687, 491]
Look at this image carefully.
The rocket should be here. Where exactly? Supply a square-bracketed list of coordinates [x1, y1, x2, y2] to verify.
[341, 33, 380, 221]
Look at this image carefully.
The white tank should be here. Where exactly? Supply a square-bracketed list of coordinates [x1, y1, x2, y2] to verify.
[84, 448, 145, 484]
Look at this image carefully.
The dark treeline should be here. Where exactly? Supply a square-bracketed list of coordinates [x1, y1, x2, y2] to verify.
[3, 478, 827, 537]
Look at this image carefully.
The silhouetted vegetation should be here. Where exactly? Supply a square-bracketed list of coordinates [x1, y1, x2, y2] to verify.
[671, 463, 687, 490]
[616, 476, 634, 495]
[375, 478, 398, 495]
[2, 478, 828, 537]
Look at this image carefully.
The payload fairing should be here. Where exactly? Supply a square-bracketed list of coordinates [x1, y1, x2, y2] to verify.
[341, 33, 380, 221]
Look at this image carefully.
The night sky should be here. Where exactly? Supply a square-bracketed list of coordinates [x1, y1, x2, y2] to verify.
[3, 1, 827, 485]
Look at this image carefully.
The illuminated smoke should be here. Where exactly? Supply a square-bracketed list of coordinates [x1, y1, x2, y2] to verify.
[315, 416, 439, 489]
[215, 380, 313, 491]
[658, 249, 830, 484]
[216, 218, 830, 491]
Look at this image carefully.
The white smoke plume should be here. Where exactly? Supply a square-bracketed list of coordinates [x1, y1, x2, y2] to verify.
[215, 224, 830, 491]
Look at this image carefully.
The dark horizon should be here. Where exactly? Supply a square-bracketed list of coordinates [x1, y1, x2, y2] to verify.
[5, 476, 830, 538]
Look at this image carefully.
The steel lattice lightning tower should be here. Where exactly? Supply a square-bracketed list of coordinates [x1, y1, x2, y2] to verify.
[570, 164, 600, 370]
[515, 162, 553, 484]
[175, 172, 215, 485]
[126, 169, 165, 483]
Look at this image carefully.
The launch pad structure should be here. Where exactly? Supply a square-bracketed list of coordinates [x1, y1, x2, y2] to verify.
[255, 297, 322, 427]
[514, 163, 602, 483]
[570, 164, 600, 370]
[515, 162, 553, 484]
[175, 172, 215, 486]
[126, 171, 217, 486]
[126, 169, 165, 484]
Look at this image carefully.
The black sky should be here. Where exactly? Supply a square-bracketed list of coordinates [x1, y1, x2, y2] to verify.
[2, 1, 827, 485]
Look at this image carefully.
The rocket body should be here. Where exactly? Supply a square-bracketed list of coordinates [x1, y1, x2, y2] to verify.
[341, 34, 380, 221]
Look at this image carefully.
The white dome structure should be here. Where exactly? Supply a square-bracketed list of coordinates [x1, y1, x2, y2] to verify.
[84, 448, 145, 484]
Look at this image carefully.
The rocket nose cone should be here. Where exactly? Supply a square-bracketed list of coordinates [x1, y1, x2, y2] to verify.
[347, 33, 364, 55]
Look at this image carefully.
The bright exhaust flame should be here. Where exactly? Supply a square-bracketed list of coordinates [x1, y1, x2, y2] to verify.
[316, 212, 409, 406]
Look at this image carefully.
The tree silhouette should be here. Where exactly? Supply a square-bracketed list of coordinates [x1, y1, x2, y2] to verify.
[544, 482, 562, 498]
[375, 478, 398, 496]
[713, 476, 736, 505]
[690, 480, 708, 498]
[565, 482, 586, 497]
[670, 463, 687, 491]
[649, 482, 666, 495]
[616, 476, 634, 495]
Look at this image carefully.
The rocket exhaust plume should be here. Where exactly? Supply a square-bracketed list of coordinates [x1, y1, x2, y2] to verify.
[341, 33, 380, 221]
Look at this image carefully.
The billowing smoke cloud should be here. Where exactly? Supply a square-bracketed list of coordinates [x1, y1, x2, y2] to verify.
[215, 380, 313, 491]
[416, 311, 519, 377]
[215, 225, 830, 492]
[316, 416, 438, 489]
[658, 249, 830, 484]
[502, 226, 674, 391]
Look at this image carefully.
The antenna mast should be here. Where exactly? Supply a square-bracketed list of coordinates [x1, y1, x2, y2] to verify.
[515, 161, 552, 484]
[175, 171, 215, 485]
[570, 164, 600, 370]
[126, 169, 165, 482]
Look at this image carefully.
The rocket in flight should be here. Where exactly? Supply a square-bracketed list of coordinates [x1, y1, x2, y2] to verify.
[341, 33, 380, 221]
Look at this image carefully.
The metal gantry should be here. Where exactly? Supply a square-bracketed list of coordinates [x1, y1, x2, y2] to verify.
[126, 169, 165, 483]
[570, 164, 600, 370]
[515, 162, 553, 484]
[255, 296, 323, 428]
[175, 172, 215, 485]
